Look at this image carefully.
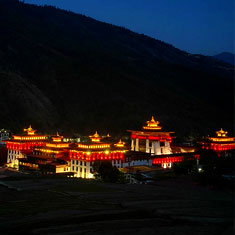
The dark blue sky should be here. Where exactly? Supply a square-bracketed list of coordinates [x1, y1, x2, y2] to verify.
[24, 0, 234, 55]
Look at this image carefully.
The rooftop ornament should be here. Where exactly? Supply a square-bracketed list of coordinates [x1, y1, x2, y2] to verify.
[52, 132, 63, 142]
[24, 125, 36, 135]
[208, 128, 234, 143]
[143, 116, 162, 130]
[115, 139, 125, 147]
[89, 131, 102, 142]
[216, 128, 228, 137]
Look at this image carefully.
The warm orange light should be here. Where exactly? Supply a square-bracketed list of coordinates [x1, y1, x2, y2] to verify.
[13, 135, 46, 141]
[143, 116, 162, 130]
[52, 132, 63, 142]
[115, 139, 125, 147]
[207, 129, 235, 142]
[35, 148, 60, 154]
[46, 143, 69, 148]
[216, 128, 228, 137]
[89, 131, 102, 142]
[24, 125, 36, 135]
[77, 143, 111, 149]
[209, 137, 234, 142]
[70, 150, 126, 155]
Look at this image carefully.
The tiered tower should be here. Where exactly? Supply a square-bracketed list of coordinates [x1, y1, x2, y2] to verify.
[128, 116, 173, 155]
[5, 125, 47, 168]
[201, 128, 235, 152]
[69, 131, 127, 178]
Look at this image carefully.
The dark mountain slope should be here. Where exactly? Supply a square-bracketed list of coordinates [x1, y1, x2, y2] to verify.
[213, 52, 235, 65]
[0, 71, 59, 129]
[0, 0, 234, 137]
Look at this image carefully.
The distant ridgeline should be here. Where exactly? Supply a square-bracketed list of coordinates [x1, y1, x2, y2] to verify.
[213, 52, 235, 66]
[0, 0, 234, 137]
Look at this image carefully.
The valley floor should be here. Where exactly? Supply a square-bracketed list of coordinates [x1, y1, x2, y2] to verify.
[0, 168, 234, 235]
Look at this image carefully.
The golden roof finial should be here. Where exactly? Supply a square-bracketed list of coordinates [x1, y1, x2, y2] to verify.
[52, 132, 63, 142]
[89, 131, 102, 142]
[24, 125, 36, 135]
[216, 128, 228, 137]
[115, 139, 125, 147]
[143, 116, 162, 130]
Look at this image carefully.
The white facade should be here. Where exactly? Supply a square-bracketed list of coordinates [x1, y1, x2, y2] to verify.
[162, 162, 172, 168]
[55, 165, 70, 173]
[7, 149, 25, 169]
[70, 159, 94, 178]
[70, 159, 126, 178]
[112, 159, 122, 168]
[132, 138, 172, 155]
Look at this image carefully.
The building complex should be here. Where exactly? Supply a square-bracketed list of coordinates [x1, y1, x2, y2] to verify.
[4, 117, 234, 178]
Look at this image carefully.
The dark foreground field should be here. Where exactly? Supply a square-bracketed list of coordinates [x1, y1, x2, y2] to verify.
[0, 170, 234, 235]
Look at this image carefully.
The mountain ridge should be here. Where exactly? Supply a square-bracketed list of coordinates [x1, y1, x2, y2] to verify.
[213, 52, 235, 66]
[0, 0, 234, 137]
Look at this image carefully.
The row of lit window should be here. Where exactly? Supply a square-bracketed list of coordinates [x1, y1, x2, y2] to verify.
[209, 138, 234, 142]
[8, 150, 19, 154]
[71, 159, 122, 165]
[71, 150, 126, 155]
[35, 148, 60, 154]
[71, 160, 87, 166]
[77, 144, 110, 149]
[46, 143, 69, 148]
[14, 136, 46, 140]
[71, 166, 91, 173]
[19, 162, 38, 168]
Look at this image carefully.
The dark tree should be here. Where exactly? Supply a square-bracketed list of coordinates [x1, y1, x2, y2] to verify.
[172, 155, 197, 176]
[93, 161, 120, 183]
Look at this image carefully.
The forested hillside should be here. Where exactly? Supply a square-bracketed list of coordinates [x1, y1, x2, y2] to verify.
[0, 0, 234, 137]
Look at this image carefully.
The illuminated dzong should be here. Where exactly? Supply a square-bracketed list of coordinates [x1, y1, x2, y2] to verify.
[4, 117, 235, 178]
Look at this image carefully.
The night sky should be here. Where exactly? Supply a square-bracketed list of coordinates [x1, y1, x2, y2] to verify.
[23, 0, 234, 56]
